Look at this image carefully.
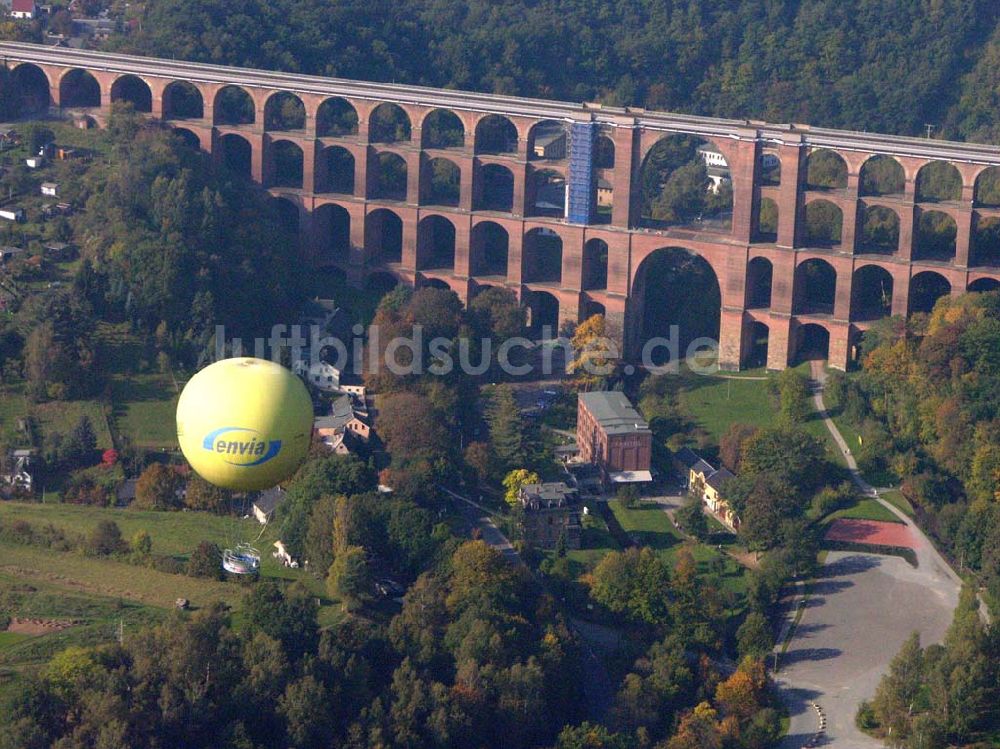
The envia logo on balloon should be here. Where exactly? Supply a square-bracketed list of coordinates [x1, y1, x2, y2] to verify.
[202, 426, 282, 467]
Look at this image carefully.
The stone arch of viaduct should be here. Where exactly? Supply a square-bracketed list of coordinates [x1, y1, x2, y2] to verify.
[4, 41, 1000, 371]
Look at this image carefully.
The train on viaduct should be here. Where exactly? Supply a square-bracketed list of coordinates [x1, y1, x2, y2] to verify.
[2, 41, 999, 370]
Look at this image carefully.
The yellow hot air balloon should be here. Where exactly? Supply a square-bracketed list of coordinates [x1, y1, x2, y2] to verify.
[176, 357, 313, 492]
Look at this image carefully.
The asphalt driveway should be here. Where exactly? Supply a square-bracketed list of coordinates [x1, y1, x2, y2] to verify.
[776, 551, 958, 748]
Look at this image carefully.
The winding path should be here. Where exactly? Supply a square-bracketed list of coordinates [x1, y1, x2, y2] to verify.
[774, 363, 963, 748]
[809, 361, 968, 591]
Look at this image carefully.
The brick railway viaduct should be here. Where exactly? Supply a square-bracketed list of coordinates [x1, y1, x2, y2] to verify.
[3, 41, 999, 370]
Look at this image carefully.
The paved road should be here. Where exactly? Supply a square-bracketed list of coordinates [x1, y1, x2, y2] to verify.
[441, 487, 520, 563]
[774, 363, 963, 748]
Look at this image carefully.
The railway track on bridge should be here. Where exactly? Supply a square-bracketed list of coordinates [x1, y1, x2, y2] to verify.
[6, 41, 1000, 163]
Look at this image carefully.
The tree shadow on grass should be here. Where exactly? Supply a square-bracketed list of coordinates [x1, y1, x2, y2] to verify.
[111, 377, 176, 403]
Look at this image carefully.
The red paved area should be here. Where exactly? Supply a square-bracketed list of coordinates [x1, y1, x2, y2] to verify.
[824, 518, 917, 549]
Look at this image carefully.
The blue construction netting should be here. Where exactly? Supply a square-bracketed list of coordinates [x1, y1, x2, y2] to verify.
[567, 121, 596, 224]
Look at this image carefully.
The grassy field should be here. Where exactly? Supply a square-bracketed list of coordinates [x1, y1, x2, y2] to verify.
[879, 489, 914, 517]
[0, 384, 29, 445]
[0, 386, 113, 455]
[825, 497, 904, 525]
[0, 632, 31, 649]
[565, 500, 620, 568]
[0, 502, 326, 590]
[0, 541, 243, 609]
[672, 371, 846, 466]
[0, 568, 170, 704]
[802, 409, 848, 468]
[674, 373, 779, 446]
[831, 413, 863, 456]
[109, 374, 181, 449]
[97, 322, 183, 450]
[33, 399, 114, 450]
[0, 501, 340, 698]
[609, 499, 684, 551]
[608, 499, 747, 598]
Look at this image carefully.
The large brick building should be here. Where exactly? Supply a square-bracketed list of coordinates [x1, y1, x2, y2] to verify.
[576, 391, 652, 483]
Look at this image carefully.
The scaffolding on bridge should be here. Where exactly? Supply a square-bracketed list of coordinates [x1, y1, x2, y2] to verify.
[567, 121, 596, 224]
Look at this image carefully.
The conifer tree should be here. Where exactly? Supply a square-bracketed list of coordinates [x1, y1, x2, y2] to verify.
[487, 384, 526, 471]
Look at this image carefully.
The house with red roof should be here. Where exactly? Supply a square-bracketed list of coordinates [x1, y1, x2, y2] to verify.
[10, 0, 38, 19]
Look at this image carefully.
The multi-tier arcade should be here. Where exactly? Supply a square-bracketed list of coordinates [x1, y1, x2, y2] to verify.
[4, 41, 999, 369]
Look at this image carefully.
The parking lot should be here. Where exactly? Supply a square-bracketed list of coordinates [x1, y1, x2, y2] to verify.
[777, 551, 958, 748]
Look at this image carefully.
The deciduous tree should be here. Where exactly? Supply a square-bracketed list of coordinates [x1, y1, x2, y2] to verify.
[187, 540, 223, 579]
[134, 463, 182, 510]
[327, 544, 371, 611]
[502, 468, 540, 507]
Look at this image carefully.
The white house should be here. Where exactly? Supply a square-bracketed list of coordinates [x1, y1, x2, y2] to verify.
[252, 486, 286, 524]
[697, 145, 728, 169]
[4, 448, 34, 491]
[40, 182, 58, 197]
[25, 156, 44, 169]
[696, 145, 732, 194]
[10, 0, 37, 19]
[272, 540, 297, 568]
[0, 208, 25, 222]
[294, 359, 342, 392]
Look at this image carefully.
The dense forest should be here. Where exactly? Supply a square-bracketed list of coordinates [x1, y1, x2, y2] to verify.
[107, 0, 1000, 142]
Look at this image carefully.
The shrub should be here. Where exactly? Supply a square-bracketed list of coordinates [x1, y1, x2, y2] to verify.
[131, 529, 152, 557]
[187, 541, 223, 580]
[810, 481, 858, 519]
[63, 464, 125, 506]
[616, 484, 640, 509]
[676, 497, 709, 540]
[856, 700, 878, 732]
[87, 520, 125, 556]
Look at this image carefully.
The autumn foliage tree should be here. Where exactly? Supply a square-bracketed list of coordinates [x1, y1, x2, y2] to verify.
[568, 314, 620, 386]
[666, 701, 722, 749]
[719, 423, 759, 473]
[502, 468, 540, 507]
[133, 463, 182, 510]
[184, 474, 230, 513]
[379, 391, 452, 464]
[463, 441, 492, 485]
